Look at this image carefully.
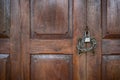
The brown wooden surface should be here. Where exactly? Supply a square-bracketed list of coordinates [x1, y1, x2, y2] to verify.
[31, 55, 72, 80]
[0, 0, 10, 38]
[31, 0, 68, 34]
[102, 0, 120, 80]
[87, 0, 101, 80]
[30, 39, 72, 54]
[0, 54, 10, 80]
[20, 0, 30, 80]
[102, 55, 120, 80]
[0, 39, 10, 53]
[29, 0, 73, 80]
[73, 0, 87, 80]
[30, 0, 72, 39]
[0, 0, 120, 80]
[102, 0, 120, 39]
[10, 0, 22, 79]
[102, 40, 120, 54]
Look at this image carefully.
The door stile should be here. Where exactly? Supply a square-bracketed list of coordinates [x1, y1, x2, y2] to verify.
[73, 0, 87, 80]
[86, 0, 101, 80]
[20, 0, 30, 80]
[10, 0, 22, 80]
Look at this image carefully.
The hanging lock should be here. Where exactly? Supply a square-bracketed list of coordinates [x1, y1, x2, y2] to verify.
[84, 31, 91, 42]
[77, 30, 97, 54]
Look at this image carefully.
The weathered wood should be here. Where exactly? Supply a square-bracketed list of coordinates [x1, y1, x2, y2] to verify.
[102, 55, 120, 80]
[0, 0, 119, 80]
[0, 0, 10, 38]
[0, 54, 10, 80]
[30, 39, 72, 54]
[20, 0, 30, 79]
[102, 0, 120, 80]
[73, 0, 87, 80]
[102, 0, 120, 39]
[31, 55, 72, 80]
[0, 39, 10, 53]
[10, 0, 22, 79]
[31, 0, 68, 34]
[87, 0, 101, 80]
[102, 40, 120, 54]
[30, 0, 72, 39]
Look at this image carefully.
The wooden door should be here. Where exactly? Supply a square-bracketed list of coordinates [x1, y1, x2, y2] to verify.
[102, 0, 120, 80]
[0, 0, 22, 80]
[0, 0, 120, 80]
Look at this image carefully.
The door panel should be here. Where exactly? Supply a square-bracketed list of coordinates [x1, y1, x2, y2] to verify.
[0, 0, 10, 38]
[102, 0, 120, 38]
[102, 0, 120, 80]
[0, 39, 10, 53]
[30, 0, 72, 39]
[0, 54, 10, 80]
[102, 40, 120, 54]
[31, 55, 72, 80]
[102, 56, 120, 80]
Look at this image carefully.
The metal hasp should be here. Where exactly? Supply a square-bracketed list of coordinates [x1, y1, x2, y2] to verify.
[77, 30, 97, 54]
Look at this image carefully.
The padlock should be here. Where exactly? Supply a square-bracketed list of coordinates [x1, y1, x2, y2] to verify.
[84, 31, 91, 43]
[77, 27, 97, 54]
[85, 37, 90, 42]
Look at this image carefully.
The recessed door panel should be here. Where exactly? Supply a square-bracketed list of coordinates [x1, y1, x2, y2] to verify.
[103, 0, 120, 38]
[31, 54, 72, 80]
[102, 55, 120, 80]
[30, 0, 72, 39]
[0, 54, 10, 80]
[0, 0, 10, 38]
